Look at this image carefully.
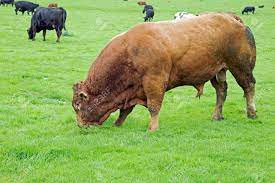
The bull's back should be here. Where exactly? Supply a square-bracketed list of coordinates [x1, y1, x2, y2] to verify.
[126, 14, 245, 86]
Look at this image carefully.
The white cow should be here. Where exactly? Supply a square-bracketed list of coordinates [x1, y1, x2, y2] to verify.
[174, 12, 196, 21]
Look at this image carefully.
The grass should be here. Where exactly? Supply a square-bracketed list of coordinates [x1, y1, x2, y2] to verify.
[0, 0, 274, 182]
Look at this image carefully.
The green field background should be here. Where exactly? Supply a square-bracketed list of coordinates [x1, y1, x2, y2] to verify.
[0, 0, 274, 182]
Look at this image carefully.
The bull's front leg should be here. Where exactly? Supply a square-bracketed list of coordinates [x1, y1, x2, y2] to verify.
[143, 75, 167, 132]
[114, 106, 135, 126]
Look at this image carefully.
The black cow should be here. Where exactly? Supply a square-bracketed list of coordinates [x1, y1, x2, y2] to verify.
[242, 6, 255, 15]
[142, 4, 153, 13]
[0, 0, 14, 6]
[142, 4, 154, 22]
[27, 7, 67, 42]
[258, 5, 264, 8]
[15, 1, 39, 15]
[144, 8, 154, 22]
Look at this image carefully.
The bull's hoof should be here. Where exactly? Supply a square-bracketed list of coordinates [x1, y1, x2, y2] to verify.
[114, 120, 123, 127]
[212, 114, 224, 121]
[247, 112, 257, 119]
[247, 107, 257, 119]
[148, 124, 158, 132]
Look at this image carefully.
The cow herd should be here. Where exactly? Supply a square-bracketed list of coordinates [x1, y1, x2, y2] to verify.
[1, 0, 66, 42]
[1, 1, 269, 43]
[139, 2, 267, 22]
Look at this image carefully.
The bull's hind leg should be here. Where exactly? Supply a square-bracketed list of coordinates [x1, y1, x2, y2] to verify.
[229, 47, 257, 119]
[230, 64, 256, 118]
[211, 69, 228, 120]
[114, 106, 135, 126]
[228, 27, 256, 118]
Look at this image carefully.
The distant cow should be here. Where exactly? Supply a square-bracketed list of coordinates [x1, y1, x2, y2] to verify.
[242, 6, 255, 15]
[0, 0, 14, 6]
[27, 7, 67, 42]
[142, 4, 154, 22]
[137, 1, 146, 6]
[142, 4, 153, 13]
[48, 3, 57, 8]
[144, 8, 154, 22]
[15, 1, 39, 15]
[174, 12, 196, 21]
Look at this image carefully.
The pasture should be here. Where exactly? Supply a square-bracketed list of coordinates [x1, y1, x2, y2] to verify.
[0, 0, 274, 182]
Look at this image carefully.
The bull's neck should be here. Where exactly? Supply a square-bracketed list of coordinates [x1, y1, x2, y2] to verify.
[86, 53, 135, 109]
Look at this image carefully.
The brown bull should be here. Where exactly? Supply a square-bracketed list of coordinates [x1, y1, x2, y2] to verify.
[72, 13, 257, 131]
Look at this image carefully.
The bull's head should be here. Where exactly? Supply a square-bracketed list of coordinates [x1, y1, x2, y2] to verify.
[72, 81, 115, 127]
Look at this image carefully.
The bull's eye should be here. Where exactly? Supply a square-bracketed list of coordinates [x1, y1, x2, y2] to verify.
[79, 92, 88, 100]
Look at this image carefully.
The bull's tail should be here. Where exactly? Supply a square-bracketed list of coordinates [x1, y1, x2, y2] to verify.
[245, 26, 256, 67]
[59, 7, 67, 31]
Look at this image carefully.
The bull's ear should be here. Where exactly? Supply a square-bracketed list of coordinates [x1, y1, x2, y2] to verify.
[73, 81, 84, 93]
[79, 92, 88, 100]
[73, 83, 79, 93]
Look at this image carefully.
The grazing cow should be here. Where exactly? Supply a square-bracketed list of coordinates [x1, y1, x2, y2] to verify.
[144, 8, 154, 22]
[137, 1, 146, 6]
[142, 4, 153, 13]
[14, 1, 39, 15]
[27, 7, 67, 42]
[242, 6, 255, 15]
[0, 0, 14, 6]
[258, 5, 264, 8]
[72, 13, 257, 131]
[174, 11, 196, 21]
[48, 3, 58, 8]
[142, 4, 154, 22]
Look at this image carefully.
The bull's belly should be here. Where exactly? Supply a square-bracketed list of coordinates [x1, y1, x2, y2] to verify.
[167, 58, 224, 89]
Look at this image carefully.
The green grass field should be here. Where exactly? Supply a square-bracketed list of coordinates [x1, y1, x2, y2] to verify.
[0, 0, 274, 182]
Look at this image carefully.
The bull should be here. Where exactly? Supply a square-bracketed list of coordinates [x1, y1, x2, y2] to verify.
[72, 13, 257, 131]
